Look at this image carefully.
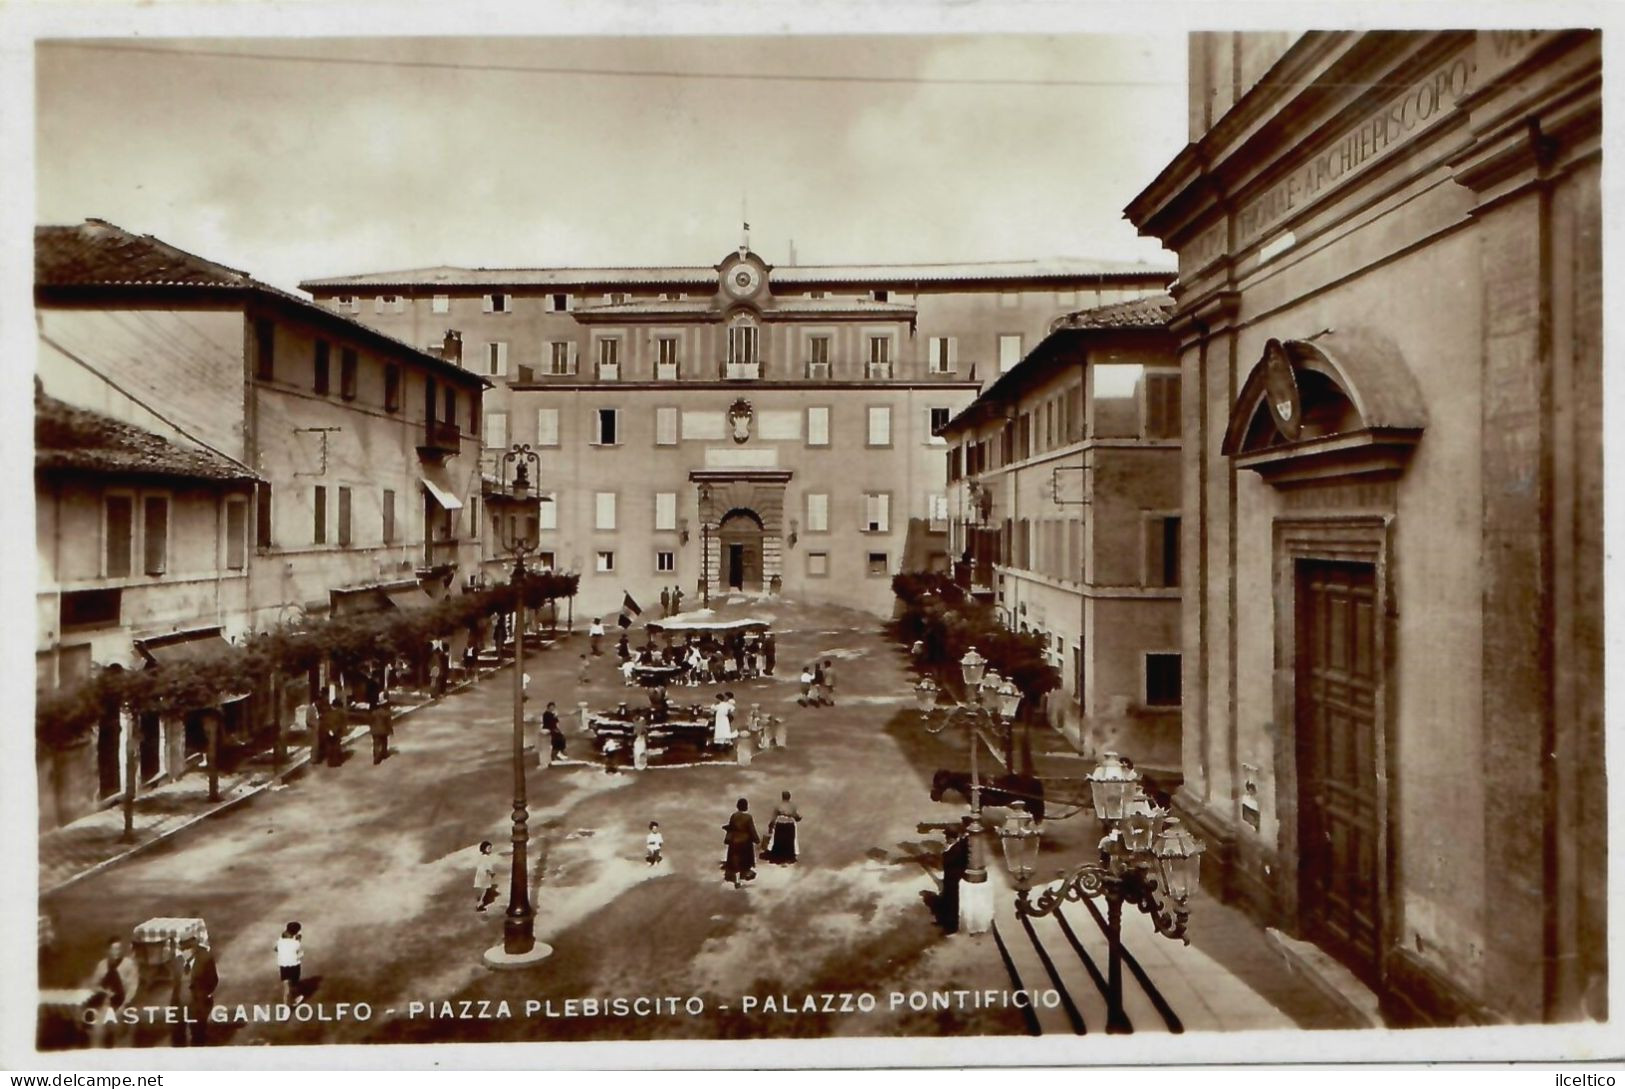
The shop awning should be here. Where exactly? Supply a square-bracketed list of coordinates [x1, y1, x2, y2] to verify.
[383, 582, 436, 610]
[331, 586, 392, 616]
[135, 627, 231, 667]
[421, 462, 464, 511]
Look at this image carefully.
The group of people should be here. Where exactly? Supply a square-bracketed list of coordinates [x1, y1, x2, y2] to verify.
[721, 792, 803, 887]
[615, 630, 777, 688]
[656, 586, 686, 617]
[797, 658, 838, 706]
[80, 930, 219, 1048]
[310, 692, 395, 768]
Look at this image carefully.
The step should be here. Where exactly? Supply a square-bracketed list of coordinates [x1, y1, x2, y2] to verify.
[1044, 892, 1179, 1033]
[990, 917, 1075, 1036]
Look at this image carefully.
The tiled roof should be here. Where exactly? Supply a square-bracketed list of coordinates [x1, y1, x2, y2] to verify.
[36, 220, 256, 287]
[36, 220, 486, 390]
[1053, 293, 1176, 331]
[35, 393, 259, 483]
[300, 256, 1174, 291]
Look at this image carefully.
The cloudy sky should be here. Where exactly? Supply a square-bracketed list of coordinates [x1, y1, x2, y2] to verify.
[35, 33, 1186, 293]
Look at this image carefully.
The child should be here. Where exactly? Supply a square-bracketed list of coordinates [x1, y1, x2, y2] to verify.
[645, 821, 664, 866]
[474, 841, 499, 912]
[276, 922, 304, 1006]
[578, 654, 592, 687]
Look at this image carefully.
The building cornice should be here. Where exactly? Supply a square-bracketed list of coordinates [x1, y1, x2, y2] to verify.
[505, 380, 982, 393]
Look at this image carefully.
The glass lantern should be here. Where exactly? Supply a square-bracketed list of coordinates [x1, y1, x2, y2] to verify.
[1153, 817, 1205, 904]
[998, 803, 1041, 891]
[995, 678, 1022, 720]
[960, 647, 987, 688]
[914, 676, 939, 715]
[1087, 751, 1140, 821]
[1121, 790, 1158, 853]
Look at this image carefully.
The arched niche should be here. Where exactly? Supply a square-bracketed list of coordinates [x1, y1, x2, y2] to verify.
[1221, 330, 1427, 486]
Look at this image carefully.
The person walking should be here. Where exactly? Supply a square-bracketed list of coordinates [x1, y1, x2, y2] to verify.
[83, 936, 140, 1048]
[798, 664, 815, 706]
[542, 702, 565, 762]
[660, 587, 671, 618]
[276, 922, 304, 1006]
[369, 697, 393, 764]
[169, 934, 218, 1046]
[763, 632, 777, 676]
[821, 659, 837, 706]
[671, 586, 684, 614]
[711, 692, 735, 748]
[722, 797, 759, 888]
[474, 841, 500, 912]
[762, 790, 802, 864]
[589, 618, 606, 656]
[645, 820, 664, 866]
[318, 695, 345, 768]
[578, 654, 592, 688]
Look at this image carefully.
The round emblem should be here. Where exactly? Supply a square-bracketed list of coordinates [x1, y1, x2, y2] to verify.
[727, 265, 761, 296]
[1261, 338, 1303, 442]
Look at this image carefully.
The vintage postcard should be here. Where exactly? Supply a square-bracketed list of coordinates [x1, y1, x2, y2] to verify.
[2, 0, 1617, 1072]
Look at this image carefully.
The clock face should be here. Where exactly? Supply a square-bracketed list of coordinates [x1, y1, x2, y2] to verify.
[727, 265, 762, 297]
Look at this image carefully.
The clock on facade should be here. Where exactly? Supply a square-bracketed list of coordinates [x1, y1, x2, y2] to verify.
[726, 264, 762, 297]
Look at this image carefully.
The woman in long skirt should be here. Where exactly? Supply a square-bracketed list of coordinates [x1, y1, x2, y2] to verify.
[723, 798, 759, 887]
[762, 790, 801, 864]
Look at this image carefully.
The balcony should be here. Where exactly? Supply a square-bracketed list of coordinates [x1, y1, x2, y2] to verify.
[419, 537, 463, 573]
[866, 362, 895, 380]
[805, 361, 831, 380]
[721, 360, 762, 380]
[417, 419, 462, 459]
[656, 362, 680, 381]
[598, 363, 620, 382]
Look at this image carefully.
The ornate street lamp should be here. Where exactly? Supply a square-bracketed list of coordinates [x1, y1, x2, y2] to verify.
[483, 444, 552, 968]
[698, 483, 714, 608]
[999, 751, 1205, 1033]
[915, 646, 1025, 936]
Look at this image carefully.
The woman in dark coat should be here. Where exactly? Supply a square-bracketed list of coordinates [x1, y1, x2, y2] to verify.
[722, 797, 759, 888]
[762, 789, 801, 864]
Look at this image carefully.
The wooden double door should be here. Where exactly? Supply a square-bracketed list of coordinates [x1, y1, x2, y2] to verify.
[1295, 560, 1382, 984]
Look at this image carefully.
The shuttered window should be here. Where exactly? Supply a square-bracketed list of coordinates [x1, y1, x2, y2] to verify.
[806, 493, 829, 533]
[863, 492, 890, 533]
[807, 406, 830, 447]
[143, 496, 169, 574]
[225, 499, 247, 569]
[595, 492, 617, 531]
[538, 492, 558, 530]
[866, 406, 891, 447]
[1145, 372, 1182, 439]
[655, 492, 677, 531]
[105, 495, 133, 577]
[656, 407, 678, 446]
[536, 408, 560, 446]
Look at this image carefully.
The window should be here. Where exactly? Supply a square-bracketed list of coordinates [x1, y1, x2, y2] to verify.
[1145, 653, 1182, 707]
[484, 342, 508, 378]
[594, 408, 620, 445]
[254, 319, 275, 381]
[484, 293, 512, 313]
[538, 491, 558, 530]
[605, 292, 628, 305]
[1145, 372, 1182, 439]
[655, 492, 677, 531]
[1147, 515, 1181, 587]
[225, 498, 247, 570]
[807, 406, 830, 447]
[444, 388, 458, 432]
[655, 406, 678, 446]
[595, 492, 617, 530]
[1094, 363, 1145, 438]
[867, 551, 889, 576]
[927, 336, 957, 374]
[872, 289, 889, 303]
[313, 485, 327, 544]
[928, 493, 948, 532]
[432, 294, 450, 314]
[104, 494, 133, 577]
[806, 493, 829, 533]
[548, 342, 577, 375]
[867, 406, 892, 447]
[255, 485, 272, 549]
[549, 293, 571, 312]
[656, 550, 676, 573]
[314, 341, 330, 394]
[535, 549, 556, 569]
[334, 295, 359, 314]
[928, 407, 951, 443]
[867, 336, 893, 378]
[376, 295, 404, 314]
[998, 335, 1023, 372]
[863, 492, 891, 533]
[382, 489, 396, 544]
[535, 408, 560, 447]
[807, 551, 829, 577]
[728, 322, 759, 369]
[596, 550, 616, 573]
[340, 348, 358, 400]
[656, 337, 680, 379]
[383, 364, 401, 412]
[143, 495, 169, 574]
[484, 412, 508, 449]
[597, 337, 620, 379]
[805, 335, 832, 379]
[61, 588, 121, 630]
[337, 487, 353, 546]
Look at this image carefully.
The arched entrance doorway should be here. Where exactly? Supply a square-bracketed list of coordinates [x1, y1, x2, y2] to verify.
[716, 509, 764, 591]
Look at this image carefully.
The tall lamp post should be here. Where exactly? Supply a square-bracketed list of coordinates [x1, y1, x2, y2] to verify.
[483, 443, 552, 969]
[996, 752, 1205, 1033]
[914, 647, 1023, 935]
[698, 483, 713, 607]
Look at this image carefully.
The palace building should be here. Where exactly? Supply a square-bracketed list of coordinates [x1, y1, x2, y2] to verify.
[302, 245, 1172, 617]
[1126, 31, 1603, 1023]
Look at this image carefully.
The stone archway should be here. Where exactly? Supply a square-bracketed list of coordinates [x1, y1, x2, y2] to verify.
[717, 509, 765, 591]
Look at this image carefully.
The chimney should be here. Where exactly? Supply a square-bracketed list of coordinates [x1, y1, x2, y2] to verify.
[441, 329, 462, 365]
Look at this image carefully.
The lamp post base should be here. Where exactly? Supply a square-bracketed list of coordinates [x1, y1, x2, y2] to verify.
[482, 942, 554, 970]
[959, 879, 995, 936]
